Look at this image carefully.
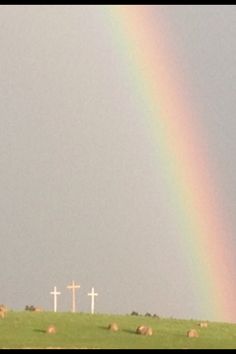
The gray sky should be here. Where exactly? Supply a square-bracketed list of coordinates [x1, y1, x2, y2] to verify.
[0, 5, 236, 321]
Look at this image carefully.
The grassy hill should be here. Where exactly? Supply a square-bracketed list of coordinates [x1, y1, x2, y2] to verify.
[0, 311, 236, 348]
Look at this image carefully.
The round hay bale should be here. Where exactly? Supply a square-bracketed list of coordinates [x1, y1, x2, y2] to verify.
[108, 323, 119, 332]
[136, 325, 153, 336]
[187, 329, 199, 338]
[199, 322, 208, 328]
[34, 307, 44, 312]
[47, 325, 56, 334]
[0, 305, 7, 312]
[0, 305, 7, 317]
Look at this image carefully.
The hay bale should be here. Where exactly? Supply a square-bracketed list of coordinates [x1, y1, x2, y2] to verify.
[187, 329, 199, 338]
[108, 323, 119, 332]
[0, 305, 7, 312]
[0, 305, 7, 314]
[0, 305, 7, 319]
[34, 307, 44, 312]
[47, 325, 56, 334]
[136, 325, 153, 336]
[199, 322, 208, 328]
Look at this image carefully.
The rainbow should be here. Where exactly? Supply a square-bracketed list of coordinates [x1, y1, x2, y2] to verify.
[103, 5, 236, 323]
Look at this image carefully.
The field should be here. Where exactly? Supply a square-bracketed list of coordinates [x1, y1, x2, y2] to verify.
[0, 311, 236, 349]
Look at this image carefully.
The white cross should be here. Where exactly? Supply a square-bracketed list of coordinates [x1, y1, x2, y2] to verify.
[88, 287, 98, 314]
[50, 286, 61, 312]
[67, 280, 80, 313]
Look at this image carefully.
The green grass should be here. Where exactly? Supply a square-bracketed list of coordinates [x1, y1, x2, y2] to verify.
[0, 311, 236, 348]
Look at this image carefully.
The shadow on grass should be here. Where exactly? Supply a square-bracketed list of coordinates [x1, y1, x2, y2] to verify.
[98, 325, 112, 330]
[122, 329, 136, 335]
[98, 326, 136, 335]
[33, 329, 46, 333]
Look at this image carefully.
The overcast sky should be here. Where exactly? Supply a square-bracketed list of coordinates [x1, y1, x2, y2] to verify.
[0, 5, 236, 321]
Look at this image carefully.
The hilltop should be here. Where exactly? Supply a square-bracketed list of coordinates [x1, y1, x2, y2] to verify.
[0, 311, 235, 349]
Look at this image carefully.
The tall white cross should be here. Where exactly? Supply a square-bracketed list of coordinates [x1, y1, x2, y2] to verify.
[67, 280, 80, 313]
[50, 286, 61, 312]
[88, 287, 98, 314]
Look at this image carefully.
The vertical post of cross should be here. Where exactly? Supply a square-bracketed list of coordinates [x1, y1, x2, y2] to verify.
[50, 286, 61, 312]
[88, 287, 98, 314]
[67, 280, 80, 313]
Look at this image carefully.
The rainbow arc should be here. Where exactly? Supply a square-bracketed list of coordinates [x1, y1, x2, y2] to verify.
[104, 5, 235, 323]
